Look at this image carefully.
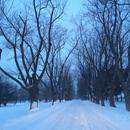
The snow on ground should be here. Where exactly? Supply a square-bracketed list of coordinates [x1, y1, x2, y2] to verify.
[0, 100, 130, 130]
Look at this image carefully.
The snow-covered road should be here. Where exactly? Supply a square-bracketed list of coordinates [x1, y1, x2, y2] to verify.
[1, 100, 130, 130]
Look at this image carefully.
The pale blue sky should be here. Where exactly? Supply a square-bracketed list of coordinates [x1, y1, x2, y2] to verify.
[0, 0, 84, 69]
[67, 0, 83, 15]
[62, 0, 83, 30]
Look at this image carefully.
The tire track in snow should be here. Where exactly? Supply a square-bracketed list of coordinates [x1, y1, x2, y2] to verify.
[81, 101, 119, 130]
[1, 103, 67, 130]
[21, 102, 72, 130]
[80, 109, 92, 130]
[51, 100, 91, 130]
[1, 100, 121, 130]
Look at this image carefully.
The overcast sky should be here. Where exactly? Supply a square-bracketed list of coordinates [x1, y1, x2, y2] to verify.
[0, 0, 84, 69]
[62, 0, 84, 30]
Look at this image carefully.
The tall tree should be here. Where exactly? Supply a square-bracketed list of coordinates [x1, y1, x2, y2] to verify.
[0, 0, 67, 109]
[85, 0, 130, 110]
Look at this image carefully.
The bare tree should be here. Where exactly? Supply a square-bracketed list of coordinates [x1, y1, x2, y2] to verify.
[0, 0, 67, 109]
[84, 0, 130, 110]
[43, 31, 77, 105]
[43, 26, 67, 105]
[74, 14, 119, 107]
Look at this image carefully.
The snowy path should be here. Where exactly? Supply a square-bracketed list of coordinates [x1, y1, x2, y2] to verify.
[1, 100, 129, 130]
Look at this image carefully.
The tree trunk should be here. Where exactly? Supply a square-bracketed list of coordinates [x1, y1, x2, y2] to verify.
[116, 96, 118, 101]
[58, 92, 62, 103]
[122, 84, 130, 111]
[100, 96, 105, 106]
[61, 88, 65, 102]
[4, 102, 7, 106]
[115, 62, 130, 111]
[121, 95, 122, 102]
[96, 96, 99, 104]
[52, 97, 56, 105]
[100, 91, 105, 106]
[52, 93, 56, 105]
[29, 84, 39, 110]
[109, 83, 116, 107]
[90, 94, 93, 101]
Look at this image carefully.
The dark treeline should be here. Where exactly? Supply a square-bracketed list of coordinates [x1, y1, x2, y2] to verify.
[0, 72, 75, 107]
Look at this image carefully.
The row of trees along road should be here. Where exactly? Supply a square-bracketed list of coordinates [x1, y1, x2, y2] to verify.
[0, 0, 130, 112]
[75, 0, 130, 111]
[0, 0, 76, 109]
[0, 72, 74, 106]
[0, 75, 17, 106]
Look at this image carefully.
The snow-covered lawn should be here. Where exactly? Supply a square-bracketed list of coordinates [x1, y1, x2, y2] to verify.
[0, 100, 130, 130]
